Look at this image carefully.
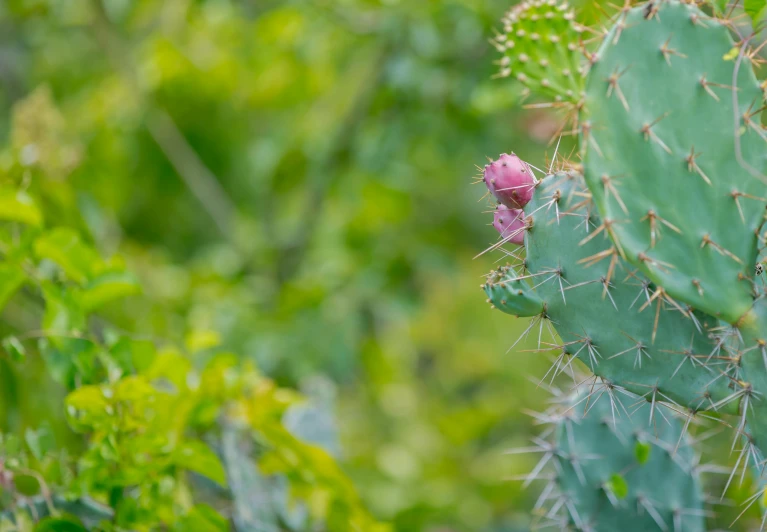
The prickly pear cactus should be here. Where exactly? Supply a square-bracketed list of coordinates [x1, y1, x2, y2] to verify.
[525, 384, 705, 531]
[481, 0, 767, 515]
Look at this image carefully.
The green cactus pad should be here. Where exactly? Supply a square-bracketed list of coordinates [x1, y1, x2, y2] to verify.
[734, 298, 767, 460]
[550, 386, 705, 531]
[484, 271, 545, 316]
[581, 0, 767, 324]
[518, 172, 735, 413]
[493, 0, 586, 102]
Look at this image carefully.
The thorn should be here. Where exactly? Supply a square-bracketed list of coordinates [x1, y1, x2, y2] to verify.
[699, 74, 735, 102]
[689, 12, 708, 27]
[742, 98, 767, 141]
[605, 66, 631, 111]
[637, 495, 669, 531]
[579, 219, 626, 259]
[578, 247, 621, 273]
[610, 5, 639, 44]
[692, 279, 703, 296]
[748, 38, 767, 63]
[600, 173, 628, 214]
[628, 276, 652, 309]
[640, 112, 672, 154]
[640, 209, 682, 248]
[701, 234, 743, 264]
[659, 34, 687, 65]
[609, 332, 651, 368]
[661, 333, 706, 380]
[637, 252, 675, 273]
[638, 287, 665, 344]
[685, 146, 712, 186]
[581, 121, 603, 158]
[568, 333, 602, 371]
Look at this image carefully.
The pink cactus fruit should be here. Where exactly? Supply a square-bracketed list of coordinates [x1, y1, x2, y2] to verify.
[493, 204, 526, 245]
[483, 153, 535, 209]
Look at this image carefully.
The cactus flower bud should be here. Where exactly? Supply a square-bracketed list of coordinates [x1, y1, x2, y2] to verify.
[493, 204, 525, 244]
[484, 153, 535, 209]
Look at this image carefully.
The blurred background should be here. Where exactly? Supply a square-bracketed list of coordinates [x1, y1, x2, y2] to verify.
[0, 0, 759, 530]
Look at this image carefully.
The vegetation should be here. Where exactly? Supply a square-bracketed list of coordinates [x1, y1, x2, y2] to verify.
[0, 0, 562, 530]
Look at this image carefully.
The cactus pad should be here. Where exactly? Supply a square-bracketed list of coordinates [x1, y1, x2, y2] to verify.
[582, 0, 767, 323]
[535, 386, 706, 531]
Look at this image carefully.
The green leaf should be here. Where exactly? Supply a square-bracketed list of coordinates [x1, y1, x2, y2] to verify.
[66, 386, 107, 410]
[0, 188, 43, 226]
[41, 283, 86, 333]
[113, 375, 155, 402]
[25, 425, 53, 461]
[66, 386, 112, 432]
[40, 337, 98, 390]
[34, 228, 101, 284]
[13, 474, 40, 496]
[0, 264, 25, 311]
[80, 271, 141, 311]
[2, 337, 26, 363]
[175, 441, 228, 487]
[110, 337, 156, 374]
[745, 0, 767, 25]
[605, 473, 629, 500]
[174, 505, 228, 532]
[634, 441, 652, 465]
[34, 516, 87, 532]
[184, 329, 221, 353]
[146, 350, 192, 391]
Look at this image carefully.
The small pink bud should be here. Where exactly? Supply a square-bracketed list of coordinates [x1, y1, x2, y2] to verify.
[483, 153, 535, 209]
[493, 204, 525, 245]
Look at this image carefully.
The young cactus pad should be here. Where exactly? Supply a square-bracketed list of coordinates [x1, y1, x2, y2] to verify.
[492, 0, 586, 102]
[529, 384, 706, 531]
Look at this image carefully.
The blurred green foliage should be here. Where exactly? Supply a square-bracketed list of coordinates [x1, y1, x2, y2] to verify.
[0, 0, 758, 530]
[0, 117, 388, 529]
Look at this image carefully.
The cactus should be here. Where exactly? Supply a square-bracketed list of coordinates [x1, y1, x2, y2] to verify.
[523, 383, 706, 531]
[482, 0, 767, 519]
